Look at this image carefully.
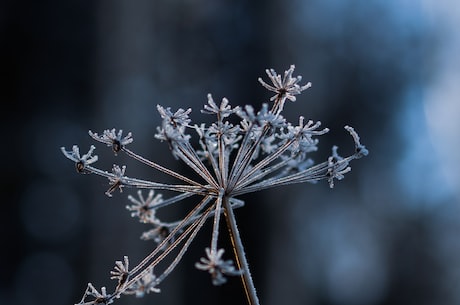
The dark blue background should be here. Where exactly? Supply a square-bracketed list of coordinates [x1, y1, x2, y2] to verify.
[2, 1, 459, 305]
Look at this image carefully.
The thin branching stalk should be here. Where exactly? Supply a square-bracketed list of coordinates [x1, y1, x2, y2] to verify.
[223, 196, 260, 305]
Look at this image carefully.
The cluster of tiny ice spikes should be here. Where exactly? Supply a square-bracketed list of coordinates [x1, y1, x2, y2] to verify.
[61, 65, 368, 305]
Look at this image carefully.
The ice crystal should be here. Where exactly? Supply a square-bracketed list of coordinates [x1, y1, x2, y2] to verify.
[61, 65, 368, 305]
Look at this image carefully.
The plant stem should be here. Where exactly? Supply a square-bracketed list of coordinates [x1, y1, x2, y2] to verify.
[223, 197, 260, 305]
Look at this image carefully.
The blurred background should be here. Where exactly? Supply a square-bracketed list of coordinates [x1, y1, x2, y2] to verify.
[2, 0, 460, 304]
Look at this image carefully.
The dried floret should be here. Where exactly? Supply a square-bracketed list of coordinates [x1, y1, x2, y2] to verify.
[110, 256, 130, 291]
[89, 129, 133, 155]
[195, 248, 240, 285]
[61, 145, 98, 173]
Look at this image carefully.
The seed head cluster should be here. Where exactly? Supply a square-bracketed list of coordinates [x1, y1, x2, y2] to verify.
[61, 65, 368, 305]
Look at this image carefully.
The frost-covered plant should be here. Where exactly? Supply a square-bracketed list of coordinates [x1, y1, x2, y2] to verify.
[62, 65, 368, 305]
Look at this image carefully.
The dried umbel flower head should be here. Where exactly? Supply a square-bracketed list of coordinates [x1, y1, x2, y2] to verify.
[61, 65, 368, 305]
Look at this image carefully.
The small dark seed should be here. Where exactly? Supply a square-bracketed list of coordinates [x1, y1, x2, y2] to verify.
[112, 140, 122, 153]
[75, 161, 85, 173]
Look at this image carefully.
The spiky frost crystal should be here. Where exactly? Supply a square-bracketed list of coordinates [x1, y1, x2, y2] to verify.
[62, 65, 368, 305]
